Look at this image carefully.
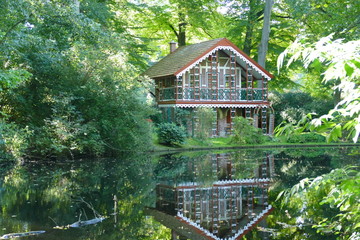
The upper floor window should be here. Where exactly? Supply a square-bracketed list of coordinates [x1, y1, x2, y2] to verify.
[224, 75, 235, 87]
[188, 74, 201, 88]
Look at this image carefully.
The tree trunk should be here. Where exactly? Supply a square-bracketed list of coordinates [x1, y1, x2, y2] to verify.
[178, 11, 186, 46]
[243, 0, 259, 55]
[243, 23, 254, 55]
[178, 23, 186, 46]
[258, 0, 274, 68]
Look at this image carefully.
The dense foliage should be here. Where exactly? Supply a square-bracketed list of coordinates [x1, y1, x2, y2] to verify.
[286, 132, 326, 143]
[277, 35, 360, 143]
[231, 116, 267, 144]
[0, 0, 153, 159]
[271, 91, 333, 126]
[277, 167, 360, 239]
[193, 108, 216, 140]
[156, 122, 186, 146]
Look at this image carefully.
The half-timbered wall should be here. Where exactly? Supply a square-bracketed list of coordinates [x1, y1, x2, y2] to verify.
[155, 49, 269, 104]
[183, 50, 243, 91]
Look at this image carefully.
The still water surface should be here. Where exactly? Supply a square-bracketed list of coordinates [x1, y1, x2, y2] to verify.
[0, 147, 359, 239]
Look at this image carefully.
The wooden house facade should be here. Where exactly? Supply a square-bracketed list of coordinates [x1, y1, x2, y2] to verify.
[144, 38, 275, 136]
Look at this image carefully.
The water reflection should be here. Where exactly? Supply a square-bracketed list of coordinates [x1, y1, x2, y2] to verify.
[149, 153, 275, 240]
[0, 147, 359, 239]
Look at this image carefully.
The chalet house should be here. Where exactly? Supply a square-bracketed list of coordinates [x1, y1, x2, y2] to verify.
[144, 38, 275, 136]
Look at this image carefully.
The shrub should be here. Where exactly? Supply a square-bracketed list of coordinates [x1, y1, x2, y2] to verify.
[270, 91, 333, 126]
[31, 118, 105, 158]
[231, 117, 267, 144]
[287, 132, 326, 143]
[0, 120, 32, 160]
[157, 123, 186, 146]
[279, 167, 360, 239]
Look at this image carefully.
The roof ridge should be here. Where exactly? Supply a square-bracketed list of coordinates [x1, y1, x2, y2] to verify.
[185, 37, 225, 47]
[173, 38, 224, 51]
[144, 37, 273, 79]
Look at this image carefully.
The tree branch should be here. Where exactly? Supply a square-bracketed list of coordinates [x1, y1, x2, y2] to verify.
[202, 28, 213, 39]
[334, 16, 360, 38]
[168, 23, 179, 37]
[256, 10, 264, 20]
[0, 19, 26, 45]
[317, 7, 334, 20]
[274, 14, 292, 19]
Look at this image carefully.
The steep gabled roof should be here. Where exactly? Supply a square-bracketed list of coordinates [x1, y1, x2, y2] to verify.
[144, 38, 274, 80]
[144, 38, 223, 78]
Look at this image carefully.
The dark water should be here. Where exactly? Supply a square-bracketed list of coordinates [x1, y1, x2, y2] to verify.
[0, 147, 359, 240]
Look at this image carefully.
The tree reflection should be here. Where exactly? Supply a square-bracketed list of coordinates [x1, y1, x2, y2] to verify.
[0, 147, 359, 239]
[0, 153, 161, 239]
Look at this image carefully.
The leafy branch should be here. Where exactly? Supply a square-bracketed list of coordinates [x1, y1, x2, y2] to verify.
[277, 34, 360, 142]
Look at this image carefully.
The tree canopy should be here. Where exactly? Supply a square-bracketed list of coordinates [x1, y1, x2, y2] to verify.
[0, 0, 153, 159]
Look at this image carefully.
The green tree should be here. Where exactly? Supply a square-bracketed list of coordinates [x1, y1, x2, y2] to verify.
[257, 0, 274, 68]
[126, 0, 223, 53]
[156, 122, 186, 146]
[277, 167, 360, 239]
[284, 0, 360, 41]
[0, 0, 154, 159]
[277, 35, 360, 142]
[231, 116, 266, 144]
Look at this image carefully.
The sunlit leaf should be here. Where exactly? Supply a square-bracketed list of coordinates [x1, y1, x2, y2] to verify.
[344, 63, 354, 77]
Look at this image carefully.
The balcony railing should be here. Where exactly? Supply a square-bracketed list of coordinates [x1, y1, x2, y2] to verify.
[158, 87, 267, 102]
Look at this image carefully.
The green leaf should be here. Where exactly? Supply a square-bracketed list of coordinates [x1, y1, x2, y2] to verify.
[350, 60, 360, 69]
[344, 63, 354, 77]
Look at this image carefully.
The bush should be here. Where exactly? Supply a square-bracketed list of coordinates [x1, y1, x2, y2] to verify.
[0, 120, 32, 160]
[31, 118, 105, 158]
[287, 132, 326, 143]
[270, 91, 333, 126]
[157, 123, 186, 146]
[231, 117, 267, 144]
[280, 167, 360, 239]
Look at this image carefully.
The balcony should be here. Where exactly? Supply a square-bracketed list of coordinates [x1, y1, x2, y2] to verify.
[158, 87, 267, 102]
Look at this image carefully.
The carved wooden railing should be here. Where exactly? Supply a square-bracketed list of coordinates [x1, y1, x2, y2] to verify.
[158, 87, 267, 102]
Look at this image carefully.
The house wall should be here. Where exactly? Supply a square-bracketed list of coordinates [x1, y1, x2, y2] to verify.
[155, 50, 269, 103]
[183, 50, 244, 89]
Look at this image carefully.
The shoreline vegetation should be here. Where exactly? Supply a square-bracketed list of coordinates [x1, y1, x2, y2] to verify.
[151, 136, 360, 153]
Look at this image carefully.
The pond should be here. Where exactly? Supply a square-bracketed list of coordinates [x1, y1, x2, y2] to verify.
[0, 146, 359, 240]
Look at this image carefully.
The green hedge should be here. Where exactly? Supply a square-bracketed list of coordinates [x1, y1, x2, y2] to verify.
[156, 123, 186, 146]
[287, 132, 326, 143]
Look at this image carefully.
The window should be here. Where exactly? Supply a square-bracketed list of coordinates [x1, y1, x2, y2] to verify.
[224, 75, 235, 87]
[206, 71, 219, 87]
[236, 68, 241, 87]
[201, 74, 207, 87]
[219, 69, 225, 88]
[184, 72, 189, 87]
[188, 74, 194, 87]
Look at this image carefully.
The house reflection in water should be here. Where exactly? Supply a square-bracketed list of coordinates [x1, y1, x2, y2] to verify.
[148, 153, 274, 240]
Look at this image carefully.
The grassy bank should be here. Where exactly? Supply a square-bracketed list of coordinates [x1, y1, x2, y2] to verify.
[151, 135, 357, 152]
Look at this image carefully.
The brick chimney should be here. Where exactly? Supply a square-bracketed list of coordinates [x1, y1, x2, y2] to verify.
[169, 41, 177, 53]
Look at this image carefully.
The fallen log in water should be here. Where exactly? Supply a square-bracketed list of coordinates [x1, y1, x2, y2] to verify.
[69, 217, 106, 228]
[53, 217, 106, 229]
[52, 198, 107, 230]
[0, 230, 45, 239]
